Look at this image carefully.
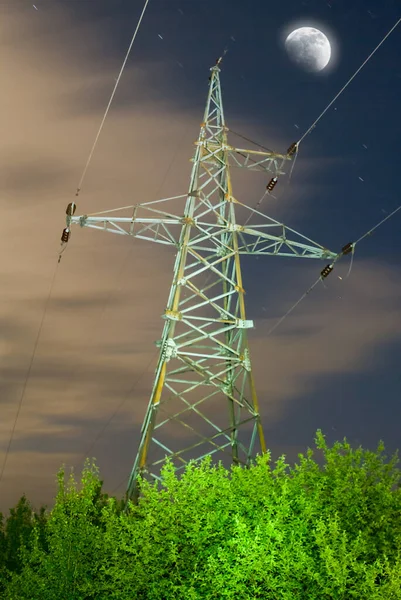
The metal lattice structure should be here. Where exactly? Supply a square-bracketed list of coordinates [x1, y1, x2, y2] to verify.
[61, 58, 337, 503]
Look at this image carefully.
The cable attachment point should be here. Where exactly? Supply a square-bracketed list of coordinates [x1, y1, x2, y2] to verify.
[215, 46, 228, 67]
[287, 142, 298, 156]
[58, 243, 68, 263]
[321, 263, 334, 279]
[341, 242, 354, 255]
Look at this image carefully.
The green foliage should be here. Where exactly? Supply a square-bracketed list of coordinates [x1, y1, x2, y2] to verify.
[0, 494, 49, 594]
[3, 460, 115, 599]
[3, 495, 35, 573]
[3, 432, 401, 599]
[0, 511, 6, 590]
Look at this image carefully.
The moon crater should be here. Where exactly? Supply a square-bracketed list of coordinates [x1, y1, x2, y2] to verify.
[285, 27, 331, 73]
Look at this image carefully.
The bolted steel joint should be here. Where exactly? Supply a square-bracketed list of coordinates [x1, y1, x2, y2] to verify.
[236, 319, 254, 329]
[164, 309, 182, 321]
[223, 383, 232, 395]
[242, 349, 251, 372]
[163, 339, 178, 361]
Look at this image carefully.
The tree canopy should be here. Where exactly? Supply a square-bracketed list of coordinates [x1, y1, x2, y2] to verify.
[1, 430, 401, 599]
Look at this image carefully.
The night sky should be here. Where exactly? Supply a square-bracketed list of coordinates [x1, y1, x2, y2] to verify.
[1, 0, 401, 512]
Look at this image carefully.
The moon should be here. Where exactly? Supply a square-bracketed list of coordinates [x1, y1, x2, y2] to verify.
[285, 27, 331, 73]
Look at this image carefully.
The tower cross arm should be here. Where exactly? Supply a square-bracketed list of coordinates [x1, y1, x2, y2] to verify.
[228, 146, 290, 173]
[235, 223, 337, 260]
[195, 139, 291, 174]
[61, 196, 192, 248]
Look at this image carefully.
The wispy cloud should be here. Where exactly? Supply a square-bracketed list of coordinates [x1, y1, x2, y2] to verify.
[1, 3, 400, 511]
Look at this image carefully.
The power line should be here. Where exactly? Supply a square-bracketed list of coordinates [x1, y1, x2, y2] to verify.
[75, 0, 151, 197]
[354, 204, 401, 245]
[81, 351, 158, 464]
[243, 191, 268, 227]
[265, 276, 322, 337]
[264, 202, 401, 338]
[0, 262, 60, 487]
[229, 128, 274, 153]
[297, 15, 401, 146]
[227, 17, 401, 164]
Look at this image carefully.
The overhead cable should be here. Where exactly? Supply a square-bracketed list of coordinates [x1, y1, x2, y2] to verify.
[75, 0, 151, 197]
[229, 128, 274, 153]
[298, 15, 401, 145]
[0, 262, 60, 487]
[265, 202, 401, 338]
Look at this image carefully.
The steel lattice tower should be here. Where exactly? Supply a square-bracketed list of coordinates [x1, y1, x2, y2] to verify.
[61, 58, 337, 503]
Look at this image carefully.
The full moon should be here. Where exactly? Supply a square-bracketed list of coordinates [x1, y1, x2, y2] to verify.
[285, 27, 331, 72]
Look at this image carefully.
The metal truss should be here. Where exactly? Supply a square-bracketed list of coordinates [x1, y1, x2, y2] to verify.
[62, 58, 338, 503]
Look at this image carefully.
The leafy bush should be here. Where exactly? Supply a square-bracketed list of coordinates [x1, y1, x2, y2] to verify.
[0, 494, 48, 594]
[3, 431, 401, 599]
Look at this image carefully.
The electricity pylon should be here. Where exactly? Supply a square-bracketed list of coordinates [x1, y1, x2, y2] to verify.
[61, 57, 337, 503]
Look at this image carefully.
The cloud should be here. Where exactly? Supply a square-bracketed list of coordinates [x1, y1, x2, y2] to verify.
[0, 3, 192, 510]
[1, 2, 400, 513]
[0, 154, 73, 199]
[250, 259, 401, 421]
